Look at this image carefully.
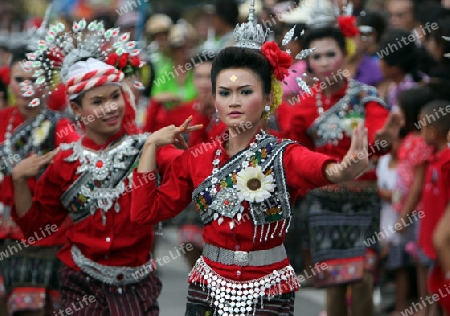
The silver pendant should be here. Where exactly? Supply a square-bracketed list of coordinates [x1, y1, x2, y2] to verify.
[209, 188, 244, 219]
[114, 202, 120, 213]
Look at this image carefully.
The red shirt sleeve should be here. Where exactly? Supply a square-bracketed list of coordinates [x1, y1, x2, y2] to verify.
[288, 103, 316, 150]
[11, 153, 70, 240]
[284, 144, 335, 197]
[143, 99, 163, 132]
[131, 149, 194, 225]
[365, 101, 390, 155]
[155, 145, 183, 175]
[188, 113, 211, 146]
[54, 118, 80, 146]
[443, 159, 450, 198]
[271, 102, 292, 139]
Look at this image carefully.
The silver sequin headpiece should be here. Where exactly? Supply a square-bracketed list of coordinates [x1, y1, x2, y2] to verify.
[233, 0, 269, 50]
[22, 18, 146, 107]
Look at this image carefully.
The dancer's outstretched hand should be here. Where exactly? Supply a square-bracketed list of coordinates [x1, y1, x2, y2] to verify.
[325, 123, 369, 183]
[12, 149, 59, 181]
[144, 116, 202, 149]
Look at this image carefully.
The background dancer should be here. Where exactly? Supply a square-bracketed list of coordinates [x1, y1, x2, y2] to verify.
[288, 3, 401, 315]
[10, 19, 200, 316]
[0, 38, 79, 315]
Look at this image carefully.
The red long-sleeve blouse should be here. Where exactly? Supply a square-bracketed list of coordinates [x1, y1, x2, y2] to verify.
[131, 133, 335, 292]
[0, 106, 80, 245]
[143, 99, 196, 133]
[188, 107, 227, 147]
[289, 81, 389, 181]
[12, 131, 182, 269]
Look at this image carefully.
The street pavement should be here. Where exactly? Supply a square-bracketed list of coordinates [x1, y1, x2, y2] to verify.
[154, 227, 326, 316]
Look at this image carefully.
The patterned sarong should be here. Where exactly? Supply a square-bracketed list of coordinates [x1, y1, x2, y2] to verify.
[0, 241, 62, 314]
[60, 264, 161, 316]
[304, 186, 380, 287]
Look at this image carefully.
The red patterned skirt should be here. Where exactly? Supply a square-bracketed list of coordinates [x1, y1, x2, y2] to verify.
[60, 264, 162, 316]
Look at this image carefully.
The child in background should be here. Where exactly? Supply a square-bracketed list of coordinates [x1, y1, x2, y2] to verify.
[377, 133, 415, 314]
[394, 87, 435, 311]
[417, 101, 450, 315]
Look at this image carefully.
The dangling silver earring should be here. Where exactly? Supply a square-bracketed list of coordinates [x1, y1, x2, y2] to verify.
[265, 105, 271, 113]
[74, 115, 82, 129]
[215, 108, 220, 124]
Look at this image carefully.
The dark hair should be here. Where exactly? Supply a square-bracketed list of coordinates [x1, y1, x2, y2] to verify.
[9, 46, 33, 68]
[211, 46, 271, 95]
[71, 92, 86, 107]
[357, 10, 387, 42]
[302, 26, 347, 54]
[414, 2, 446, 26]
[426, 18, 450, 66]
[420, 99, 450, 135]
[302, 27, 347, 73]
[215, 0, 239, 27]
[398, 86, 433, 133]
[0, 77, 8, 103]
[378, 28, 436, 80]
[428, 66, 450, 100]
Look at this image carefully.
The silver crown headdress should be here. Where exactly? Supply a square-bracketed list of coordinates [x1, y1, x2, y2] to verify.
[232, 0, 316, 95]
[233, 0, 269, 50]
[22, 18, 146, 107]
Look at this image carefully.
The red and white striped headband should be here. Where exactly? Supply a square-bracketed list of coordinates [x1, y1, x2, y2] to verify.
[66, 58, 124, 100]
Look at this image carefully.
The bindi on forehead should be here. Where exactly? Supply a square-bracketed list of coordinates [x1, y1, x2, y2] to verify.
[229, 75, 237, 82]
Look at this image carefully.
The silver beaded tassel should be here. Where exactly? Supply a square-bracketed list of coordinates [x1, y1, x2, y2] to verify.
[189, 257, 299, 316]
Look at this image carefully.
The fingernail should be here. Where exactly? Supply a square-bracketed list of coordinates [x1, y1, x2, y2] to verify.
[179, 126, 185, 131]
[196, 124, 203, 128]
[188, 115, 193, 120]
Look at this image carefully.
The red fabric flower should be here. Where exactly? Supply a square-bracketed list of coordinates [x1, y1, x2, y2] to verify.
[47, 83, 68, 111]
[106, 53, 119, 66]
[48, 47, 64, 68]
[118, 53, 129, 69]
[0, 66, 10, 86]
[130, 56, 140, 67]
[261, 41, 292, 82]
[338, 16, 360, 37]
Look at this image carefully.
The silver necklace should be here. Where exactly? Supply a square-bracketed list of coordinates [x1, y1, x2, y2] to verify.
[3, 108, 46, 163]
[210, 130, 267, 227]
[315, 92, 324, 116]
[62, 135, 142, 225]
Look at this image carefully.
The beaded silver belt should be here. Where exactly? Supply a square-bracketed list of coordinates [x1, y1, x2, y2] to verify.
[71, 245, 154, 286]
[202, 243, 287, 266]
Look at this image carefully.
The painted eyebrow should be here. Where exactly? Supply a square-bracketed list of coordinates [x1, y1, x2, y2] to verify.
[218, 85, 253, 90]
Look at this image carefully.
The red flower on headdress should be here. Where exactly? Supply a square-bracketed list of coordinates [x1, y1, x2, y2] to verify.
[130, 56, 140, 67]
[338, 16, 360, 37]
[105, 53, 120, 66]
[47, 83, 68, 111]
[48, 47, 64, 68]
[118, 53, 129, 69]
[261, 41, 292, 82]
[0, 66, 10, 86]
